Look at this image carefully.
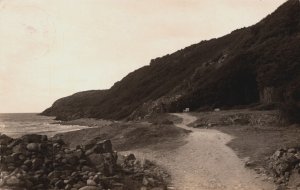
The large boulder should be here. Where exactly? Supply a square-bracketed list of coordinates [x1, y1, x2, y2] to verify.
[84, 138, 112, 154]
[0, 134, 13, 145]
[21, 134, 43, 143]
[88, 153, 104, 166]
[79, 186, 102, 190]
[12, 143, 27, 155]
[64, 154, 79, 165]
[5, 175, 24, 187]
[95, 140, 112, 154]
[26, 143, 40, 152]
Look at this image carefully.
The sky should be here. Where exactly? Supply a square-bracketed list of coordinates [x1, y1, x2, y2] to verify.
[0, 0, 287, 113]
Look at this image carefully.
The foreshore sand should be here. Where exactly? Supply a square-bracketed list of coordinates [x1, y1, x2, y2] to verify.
[53, 116, 190, 152]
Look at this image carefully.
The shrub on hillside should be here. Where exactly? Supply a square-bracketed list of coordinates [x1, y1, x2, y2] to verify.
[280, 78, 300, 124]
[281, 101, 300, 124]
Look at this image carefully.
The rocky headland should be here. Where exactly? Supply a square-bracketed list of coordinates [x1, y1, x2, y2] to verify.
[42, 0, 300, 124]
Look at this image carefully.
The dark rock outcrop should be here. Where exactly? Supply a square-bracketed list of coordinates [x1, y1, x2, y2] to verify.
[267, 148, 300, 188]
[0, 134, 169, 190]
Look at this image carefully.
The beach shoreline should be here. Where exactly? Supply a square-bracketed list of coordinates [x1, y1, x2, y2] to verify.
[3, 111, 300, 189]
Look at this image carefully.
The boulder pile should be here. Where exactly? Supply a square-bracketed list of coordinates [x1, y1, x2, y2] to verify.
[0, 134, 169, 190]
[267, 148, 300, 186]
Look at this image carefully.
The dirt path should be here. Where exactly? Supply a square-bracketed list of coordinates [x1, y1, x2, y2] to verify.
[124, 113, 275, 190]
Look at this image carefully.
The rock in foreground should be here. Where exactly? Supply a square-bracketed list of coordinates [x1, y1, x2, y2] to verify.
[0, 134, 169, 190]
[267, 148, 300, 189]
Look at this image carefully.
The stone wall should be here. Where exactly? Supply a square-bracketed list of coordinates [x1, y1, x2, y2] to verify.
[0, 134, 169, 190]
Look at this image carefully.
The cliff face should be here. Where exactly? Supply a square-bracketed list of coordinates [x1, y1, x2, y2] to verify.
[42, 0, 300, 121]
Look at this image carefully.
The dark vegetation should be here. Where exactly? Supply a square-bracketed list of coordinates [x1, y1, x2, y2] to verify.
[42, 90, 107, 120]
[280, 78, 300, 123]
[42, 0, 300, 123]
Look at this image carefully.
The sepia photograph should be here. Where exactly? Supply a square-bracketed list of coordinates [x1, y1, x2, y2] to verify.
[1, 0, 300, 189]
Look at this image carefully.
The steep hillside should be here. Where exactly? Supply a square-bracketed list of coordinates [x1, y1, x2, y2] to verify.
[42, 90, 107, 120]
[42, 0, 300, 122]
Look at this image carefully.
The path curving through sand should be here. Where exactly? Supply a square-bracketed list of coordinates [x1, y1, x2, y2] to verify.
[125, 113, 275, 190]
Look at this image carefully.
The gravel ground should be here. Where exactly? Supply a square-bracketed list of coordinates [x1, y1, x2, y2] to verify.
[123, 113, 275, 190]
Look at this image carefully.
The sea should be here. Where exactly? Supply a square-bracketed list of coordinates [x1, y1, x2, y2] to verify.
[0, 113, 89, 138]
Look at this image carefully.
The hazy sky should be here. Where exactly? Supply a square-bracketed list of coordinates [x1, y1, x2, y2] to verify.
[0, 0, 286, 113]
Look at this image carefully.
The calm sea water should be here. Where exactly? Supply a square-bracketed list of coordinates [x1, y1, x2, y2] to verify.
[0, 113, 88, 138]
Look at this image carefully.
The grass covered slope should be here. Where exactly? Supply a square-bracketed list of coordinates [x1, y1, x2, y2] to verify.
[43, 0, 300, 122]
[42, 90, 107, 120]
